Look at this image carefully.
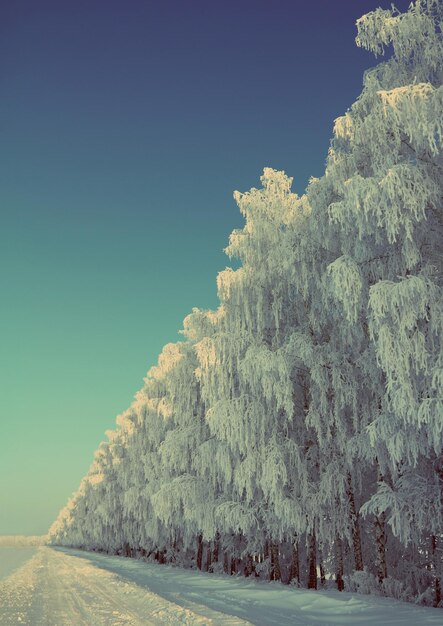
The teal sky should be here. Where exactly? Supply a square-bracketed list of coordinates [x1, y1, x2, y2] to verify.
[0, 0, 411, 535]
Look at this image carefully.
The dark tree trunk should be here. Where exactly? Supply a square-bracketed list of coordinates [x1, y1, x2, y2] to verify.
[307, 531, 317, 589]
[335, 535, 345, 591]
[433, 457, 443, 607]
[205, 542, 212, 572]
[375, 466, 387, 583]
[223, 551, 229, 574]
[347, 472, 363, 571]
[230, 556, 237, 575]
[244, 553, 254, 577]
[270, 542, 282, 581]
[317, 540, 326, 586]
[170, 539, 176, 563]
[432, 535, 442, 607]
[375, 511, 387, 583]
[288, 536, 300, 585]
[196, 533, 203, 571]
[213, 531, 220, 563]
[155, 549, 166, 564]
[318, 557, 326, 587]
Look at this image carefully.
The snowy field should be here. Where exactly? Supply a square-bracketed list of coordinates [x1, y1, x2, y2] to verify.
[0, 547, 37, 581]
[0, 547, 442, 626]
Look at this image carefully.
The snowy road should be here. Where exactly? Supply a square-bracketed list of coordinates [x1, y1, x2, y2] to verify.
[0, 547, 251, 625]
[0, 546, 442, 626]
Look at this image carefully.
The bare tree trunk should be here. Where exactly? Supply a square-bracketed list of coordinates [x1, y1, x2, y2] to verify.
[347, 472, 363, 571]
[288, 536, 300, 585]
[196, 533, 203, 571]
[270, 542, 282, 581]
[335, 535, 344, 591]
[307, 531, 317, 589]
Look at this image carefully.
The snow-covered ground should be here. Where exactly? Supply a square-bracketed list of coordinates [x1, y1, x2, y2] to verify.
[0, 547, 37, 581]
[0, 546, 442, 626]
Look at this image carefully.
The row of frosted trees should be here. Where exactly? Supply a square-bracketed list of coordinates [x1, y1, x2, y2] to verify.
[49, 1, 442, 607]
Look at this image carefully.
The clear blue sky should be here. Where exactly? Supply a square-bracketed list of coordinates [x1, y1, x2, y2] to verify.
[0, 0, 411, 535]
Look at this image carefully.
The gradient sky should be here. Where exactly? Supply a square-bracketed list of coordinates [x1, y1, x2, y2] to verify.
[0, 0, 412, 535]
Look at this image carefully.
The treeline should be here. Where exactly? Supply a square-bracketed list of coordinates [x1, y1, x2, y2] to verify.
[0, 536, 47, 547]
[49, 1, 442, 607]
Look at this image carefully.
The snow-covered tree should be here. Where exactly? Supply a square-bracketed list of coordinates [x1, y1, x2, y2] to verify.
[50, 0, 442, 607]
[317, 0, 442, 604]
